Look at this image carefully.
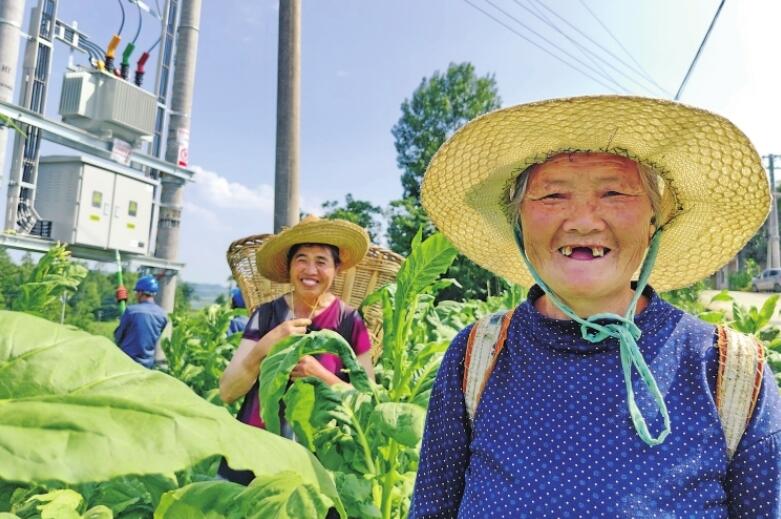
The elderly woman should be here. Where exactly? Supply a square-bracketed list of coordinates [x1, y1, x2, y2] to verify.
[218, 215, 375, 484]
[410, 97, 781, 517]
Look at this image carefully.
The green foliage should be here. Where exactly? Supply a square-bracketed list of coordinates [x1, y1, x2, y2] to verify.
[259, 330, 371, 435]
[0, 310, 344, 518]
[258, 231, 460, 518]
[730, 294, 780, 335]
[729, 258, 760, 291]
[174, 279, 194, 313]
[322, 194, 383, 243]
[387, 62, 503, 300]
[10, 244, 87, 319]
[660, 281, 709, 315]
[155, 472, 334, 519]
[159, 304, 243, 409]
[390, 62, 501, 200]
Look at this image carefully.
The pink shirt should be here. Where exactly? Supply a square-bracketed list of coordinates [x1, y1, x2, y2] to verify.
[242, 297, 372, 428]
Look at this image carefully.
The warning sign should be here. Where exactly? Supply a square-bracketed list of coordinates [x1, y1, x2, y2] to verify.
[176, 128, 190, 167]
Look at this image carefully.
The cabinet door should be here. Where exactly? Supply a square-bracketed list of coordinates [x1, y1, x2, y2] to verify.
[108, 175, 153, 254]
[75, 164, 114, 248]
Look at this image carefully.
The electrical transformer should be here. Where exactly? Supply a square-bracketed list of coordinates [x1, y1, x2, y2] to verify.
[59, 69, 157, 144]
[34, 156, 156, 254]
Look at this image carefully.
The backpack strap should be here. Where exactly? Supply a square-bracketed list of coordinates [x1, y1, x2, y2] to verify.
[715, 325, 765, 460]
[462, 310, 514, 424]
[336, 300, 357, 343]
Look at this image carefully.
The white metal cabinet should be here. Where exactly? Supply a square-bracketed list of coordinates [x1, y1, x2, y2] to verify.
[35, 156, 156, 255]
[74, 163, 114, 248]
[109, 175, 153, 253]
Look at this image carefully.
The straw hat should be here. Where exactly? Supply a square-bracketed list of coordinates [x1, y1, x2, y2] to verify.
[255, 215, 370, 283]
[421, 95, 770, 291]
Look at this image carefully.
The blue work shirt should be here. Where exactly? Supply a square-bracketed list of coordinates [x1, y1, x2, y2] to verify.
[410, 286, 781, 518]
[114, 300, 168, 368]
[228, 315, 249, 336]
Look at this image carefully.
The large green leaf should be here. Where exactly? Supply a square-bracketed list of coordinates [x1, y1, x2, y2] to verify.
[0, 311, 343, 518]
[370, 403, 426, 448]
[259, 330, 370, 434]
[393, 232, 458, 318]
[154, 472, 333, 519]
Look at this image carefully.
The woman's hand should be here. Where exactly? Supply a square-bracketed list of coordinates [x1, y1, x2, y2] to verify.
[269, 318, 311, 342]
[290, 354, 329, 380]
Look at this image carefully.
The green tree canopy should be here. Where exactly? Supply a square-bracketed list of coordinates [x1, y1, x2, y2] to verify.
[391, 62, 501, 201]
[388, 63, 504, 300]
[321, 194, 383, 243]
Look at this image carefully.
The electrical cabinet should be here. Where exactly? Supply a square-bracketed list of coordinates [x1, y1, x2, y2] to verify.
[34, 156, 155, 254]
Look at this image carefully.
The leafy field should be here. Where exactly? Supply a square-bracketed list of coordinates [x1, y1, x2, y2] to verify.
[2, 236, 780, 518]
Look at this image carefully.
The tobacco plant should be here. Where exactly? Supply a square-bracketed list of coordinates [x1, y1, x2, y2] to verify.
[0, 310, 345, 518]
[258, 231, 460, 518]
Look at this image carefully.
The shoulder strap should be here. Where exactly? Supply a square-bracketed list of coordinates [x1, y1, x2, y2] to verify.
[336, 300, 357, 342]
[462, 310, 514, 424]
[715, 325, 766, 460]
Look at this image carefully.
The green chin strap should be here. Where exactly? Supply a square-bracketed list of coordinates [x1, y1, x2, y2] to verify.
[512, 217, 671, 447]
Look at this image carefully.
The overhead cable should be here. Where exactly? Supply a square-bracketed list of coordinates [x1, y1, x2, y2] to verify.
[527, 0, 671, 97]
[116, 0, 126, 35]
[674, 0, 726, 100]
[464, 0, 630, 93]
[576, 0, 667, 96]
[512, 0, 661, 96]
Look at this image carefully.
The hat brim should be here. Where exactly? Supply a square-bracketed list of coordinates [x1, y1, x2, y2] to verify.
[421, 96, 770, 291]
[256, 219, 370, 283]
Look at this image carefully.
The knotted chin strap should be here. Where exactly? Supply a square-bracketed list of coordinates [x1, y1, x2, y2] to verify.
[512, 218, 670, 446]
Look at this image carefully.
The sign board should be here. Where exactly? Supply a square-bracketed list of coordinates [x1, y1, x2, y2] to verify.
[176, 127, 190, 167]
[110, 138, 132, 166]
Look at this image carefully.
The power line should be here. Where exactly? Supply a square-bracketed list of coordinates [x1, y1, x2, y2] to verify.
[674, 0, 726, 100]
[530, 0, 671, 97]
[512, 0, 664, 97]
[577, 0, 662, 93]
[463, 0, 631, 93]
[520, 0, 614, 86]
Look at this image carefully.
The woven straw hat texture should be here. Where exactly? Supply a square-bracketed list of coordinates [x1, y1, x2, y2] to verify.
[421, 96, 770, 291]
[228, 233, 403, 354]
[255, 215, 370, 283]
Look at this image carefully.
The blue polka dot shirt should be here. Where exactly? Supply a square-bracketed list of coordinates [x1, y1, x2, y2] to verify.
[410, 286, 781, 518]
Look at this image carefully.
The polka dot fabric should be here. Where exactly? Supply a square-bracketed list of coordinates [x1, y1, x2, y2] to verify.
[410, 287, 781, 518]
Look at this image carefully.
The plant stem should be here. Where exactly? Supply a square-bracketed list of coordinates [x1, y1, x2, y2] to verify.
[381, 440, 399, 519]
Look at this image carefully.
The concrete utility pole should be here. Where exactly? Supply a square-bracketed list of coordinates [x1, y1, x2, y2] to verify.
[273, 0, 301, 232]
[155, 0, 202, 313]
[0, 0, 25, 188]
[767, 155, 781, 269]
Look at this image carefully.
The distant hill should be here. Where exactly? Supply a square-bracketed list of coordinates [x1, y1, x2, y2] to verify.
[188, 282, 228, 309]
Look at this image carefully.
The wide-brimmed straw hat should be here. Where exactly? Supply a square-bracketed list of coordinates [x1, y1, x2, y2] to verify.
[421, 95, 770, 291]
[255, 215, 370, 283]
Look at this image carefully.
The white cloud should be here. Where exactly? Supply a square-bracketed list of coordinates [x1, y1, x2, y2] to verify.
[190, 166, 274, 211]
[178, 166, 331, 284]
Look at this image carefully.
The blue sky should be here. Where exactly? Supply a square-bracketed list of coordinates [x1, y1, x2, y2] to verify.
[3, 0, 779, 284]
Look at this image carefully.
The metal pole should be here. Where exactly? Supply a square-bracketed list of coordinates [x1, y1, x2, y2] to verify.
[767, 155, 780, 269]
[154, 0, 201, 313]
[273, 0, 301, 232]
[0, 0, 25, 188]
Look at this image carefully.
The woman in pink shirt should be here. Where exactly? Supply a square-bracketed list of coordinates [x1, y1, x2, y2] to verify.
[218, 216, 375, 484]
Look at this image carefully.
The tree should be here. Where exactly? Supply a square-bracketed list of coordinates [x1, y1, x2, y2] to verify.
[391, 62, 501, 201]
[322, 193, 383, 243]
[388, 62, 503, 300]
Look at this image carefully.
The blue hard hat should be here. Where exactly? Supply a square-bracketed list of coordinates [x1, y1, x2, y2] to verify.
[231, 287, 245, 308]
[134, 275, 159, 294]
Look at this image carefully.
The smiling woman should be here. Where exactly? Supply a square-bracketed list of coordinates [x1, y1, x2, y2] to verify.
[411, 96, 781, 518]
[217, 215, 376, 485]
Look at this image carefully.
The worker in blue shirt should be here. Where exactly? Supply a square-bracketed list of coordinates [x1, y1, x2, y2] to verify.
[114, 275, 168, 368]
[227, 287, 249, 336]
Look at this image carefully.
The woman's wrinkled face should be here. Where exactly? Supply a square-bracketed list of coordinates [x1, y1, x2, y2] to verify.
[288, 245, 338, 297]
[519, 152, 654, 304]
